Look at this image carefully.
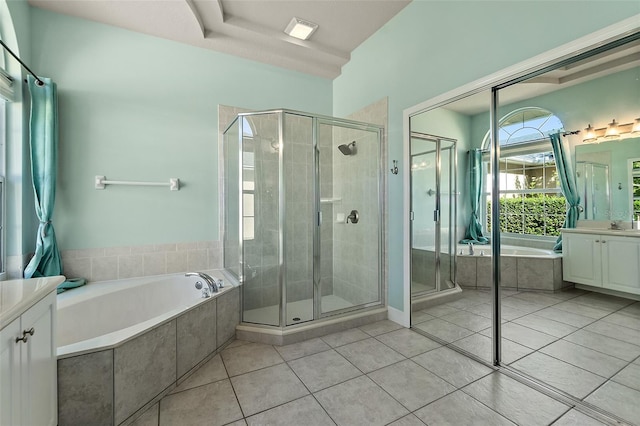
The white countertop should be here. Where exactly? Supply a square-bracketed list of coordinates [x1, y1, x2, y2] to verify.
[0, 276, 65, 328]
[562, 228, 640, 238]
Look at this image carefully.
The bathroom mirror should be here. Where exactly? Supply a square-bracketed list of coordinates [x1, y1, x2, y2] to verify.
[575, 136, 640, 221]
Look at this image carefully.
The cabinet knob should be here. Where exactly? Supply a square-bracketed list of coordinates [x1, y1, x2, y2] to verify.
[595, 240, 600, 242]
[15, 328, 35, 344]
[602, 240, 606, 243]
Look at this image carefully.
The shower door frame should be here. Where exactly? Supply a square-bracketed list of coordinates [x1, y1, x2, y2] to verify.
[225, 109, 385, 328]
[314, 116, 386, 320]
[409, 132, 457, 297]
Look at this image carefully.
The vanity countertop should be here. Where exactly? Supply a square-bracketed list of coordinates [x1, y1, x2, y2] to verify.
[0, 276, 65, 328]
[562, 228, 640, 238]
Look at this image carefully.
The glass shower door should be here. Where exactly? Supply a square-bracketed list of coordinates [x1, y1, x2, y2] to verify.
[240, 113, 281, 326]
[317, 120, 381, 317]
[439, 140, 456, 289]
[410, 141, 439, 295]
[410, 133, 457, 296]
[283, 113, 315, 326]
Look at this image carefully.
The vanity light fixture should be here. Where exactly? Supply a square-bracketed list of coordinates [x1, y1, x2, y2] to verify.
[284, 17, 319, 40]
[605, 119, 619, 138]
[582, 117, 640, 143]
[583, 124, 596, 142]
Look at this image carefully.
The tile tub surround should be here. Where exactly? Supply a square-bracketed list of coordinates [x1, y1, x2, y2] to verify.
[458, 253, 565, 291]
[60, 240, 222, 283]
[57, 286, 240, 426]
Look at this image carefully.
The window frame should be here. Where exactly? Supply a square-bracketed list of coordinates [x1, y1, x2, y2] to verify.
[481, 108, 566, 240]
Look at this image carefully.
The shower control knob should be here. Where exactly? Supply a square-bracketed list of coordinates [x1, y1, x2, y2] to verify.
[346, 210, 359, 224]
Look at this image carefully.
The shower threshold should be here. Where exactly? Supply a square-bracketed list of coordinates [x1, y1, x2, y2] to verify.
[237, 303, 387, 346]
[243, 294, 354, 324]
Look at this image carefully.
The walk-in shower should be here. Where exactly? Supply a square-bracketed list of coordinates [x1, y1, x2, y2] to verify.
[223, 109, 384, 336]
[410, 132, 457, 296]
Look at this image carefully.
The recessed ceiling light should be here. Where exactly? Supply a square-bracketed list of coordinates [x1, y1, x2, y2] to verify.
[284, 17, 318, 41]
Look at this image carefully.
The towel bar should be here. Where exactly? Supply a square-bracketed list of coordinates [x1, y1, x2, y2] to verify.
[95, 176, 180, 191]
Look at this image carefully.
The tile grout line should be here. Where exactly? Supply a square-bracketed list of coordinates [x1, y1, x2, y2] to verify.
[435, 289, 638, 425]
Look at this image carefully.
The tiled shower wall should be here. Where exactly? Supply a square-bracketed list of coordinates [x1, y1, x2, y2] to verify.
[332, 127, 381, 305]
[334, 98, 388, 305]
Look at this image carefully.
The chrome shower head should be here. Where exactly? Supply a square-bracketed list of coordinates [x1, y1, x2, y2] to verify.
[338, 141, 356, 156]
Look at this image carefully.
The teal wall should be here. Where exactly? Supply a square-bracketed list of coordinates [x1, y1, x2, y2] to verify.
[29, 8, 332, 250]
[469, 67, 640, 150]
[333, 1, 639, 309]
[3, 0, 637, 307]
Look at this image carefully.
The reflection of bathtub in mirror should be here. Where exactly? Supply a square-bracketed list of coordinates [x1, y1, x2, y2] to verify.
[575, 136, 640, 222]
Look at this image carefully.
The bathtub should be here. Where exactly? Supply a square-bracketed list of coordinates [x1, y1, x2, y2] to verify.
[412, 244, 566, 292]
[454, 244, 562, 258]
[56, 270, 240, 426]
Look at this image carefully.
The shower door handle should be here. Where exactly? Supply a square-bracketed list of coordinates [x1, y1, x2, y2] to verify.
[433, 210, 440, 222]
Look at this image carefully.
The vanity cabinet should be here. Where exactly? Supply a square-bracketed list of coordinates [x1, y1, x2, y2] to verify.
[563, 231, 640, 295]
[0, 291, 57, 426]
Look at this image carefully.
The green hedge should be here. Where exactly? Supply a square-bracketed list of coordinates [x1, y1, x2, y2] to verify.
[488, 196, 567, 236]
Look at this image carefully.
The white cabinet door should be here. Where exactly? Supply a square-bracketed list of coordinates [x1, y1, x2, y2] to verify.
[20, 292, 57, 426]
[563, 233, 602, 286]
[0, 318, 21, 426]
[602, 236, 640, 295]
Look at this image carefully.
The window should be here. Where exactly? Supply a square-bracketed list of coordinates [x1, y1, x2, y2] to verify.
[632, 159, 640, 219]
[0, 60, 10, 279]
[483, 108, 566, 237]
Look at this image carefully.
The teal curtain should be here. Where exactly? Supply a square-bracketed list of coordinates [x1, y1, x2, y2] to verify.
[460, 149, 489, 244]
[550, 132, 580, 252]
[23, 76, 64, 279]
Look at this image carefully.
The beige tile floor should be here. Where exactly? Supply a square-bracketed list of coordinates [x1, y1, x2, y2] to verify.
[129, 305, 627, 426]
[414, 288, 640, 425]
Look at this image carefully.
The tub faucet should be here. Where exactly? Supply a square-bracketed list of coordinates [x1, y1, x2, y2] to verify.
[610, 220, 622, 230]
[468, 242, 474, 255]
[185, 272, 219, 295]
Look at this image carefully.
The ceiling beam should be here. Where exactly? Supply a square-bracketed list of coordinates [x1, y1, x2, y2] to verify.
[184, 0, 205, 38]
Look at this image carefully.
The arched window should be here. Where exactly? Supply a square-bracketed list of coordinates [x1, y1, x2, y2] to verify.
[482, 107, 566, 237]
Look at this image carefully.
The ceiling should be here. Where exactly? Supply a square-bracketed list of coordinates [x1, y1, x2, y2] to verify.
[28, 0, 411, 79]
[445, 39, 640, 116]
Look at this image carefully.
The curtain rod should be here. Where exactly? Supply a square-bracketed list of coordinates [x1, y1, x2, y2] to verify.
[0, 40, 44, 86]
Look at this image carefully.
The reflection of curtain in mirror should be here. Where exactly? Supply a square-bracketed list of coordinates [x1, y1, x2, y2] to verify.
[460, 149, 489, 244]
[550, 133, 580, 252]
